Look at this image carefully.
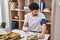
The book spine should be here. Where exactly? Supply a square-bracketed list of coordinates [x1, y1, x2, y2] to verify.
[12, 21, 19, 29]
[40, 2, 45, 12]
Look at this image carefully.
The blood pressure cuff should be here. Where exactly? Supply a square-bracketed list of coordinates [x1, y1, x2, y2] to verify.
[40, 19, 47, 25]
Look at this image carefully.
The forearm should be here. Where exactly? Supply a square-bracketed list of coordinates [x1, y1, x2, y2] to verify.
[22, 22, 28, 31]
[41, 24, 47, 34]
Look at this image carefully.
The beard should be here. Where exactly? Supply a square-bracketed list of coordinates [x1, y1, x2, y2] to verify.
[32, 14, 38, 16]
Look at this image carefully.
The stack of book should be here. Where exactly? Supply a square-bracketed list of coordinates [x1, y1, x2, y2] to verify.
[7, 32, 20, 40]
[0, 32, 20, 40]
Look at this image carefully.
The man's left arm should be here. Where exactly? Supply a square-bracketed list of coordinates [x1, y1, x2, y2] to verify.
[39, 19, 47, 39]
[42, 24, 47, 34]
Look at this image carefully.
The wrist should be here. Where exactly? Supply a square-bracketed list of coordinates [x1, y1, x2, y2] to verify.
[41, 32, 45, 34]
[22, 26, 28, 31]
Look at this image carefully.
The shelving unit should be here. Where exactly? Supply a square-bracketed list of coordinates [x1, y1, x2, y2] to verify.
[8, 0, 56, 40]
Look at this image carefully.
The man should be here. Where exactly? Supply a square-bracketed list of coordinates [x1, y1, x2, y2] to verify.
[22, 3, 47, 39]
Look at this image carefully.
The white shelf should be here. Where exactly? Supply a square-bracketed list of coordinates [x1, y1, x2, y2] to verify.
[41, 11, 51, 13]
[47, 22, 51, 25]
[11, 19, 19, 21]
[11, 19, 24, 22]
[11, 8, 30, 12]
[20, 10, 30, 11]
[19, 20, 24, 22]
[15, 8, 19, 11]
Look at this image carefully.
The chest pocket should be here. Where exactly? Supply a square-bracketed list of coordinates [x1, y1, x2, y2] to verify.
[29, 17, 38, 26]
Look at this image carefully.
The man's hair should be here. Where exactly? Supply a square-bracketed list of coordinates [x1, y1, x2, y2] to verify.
[29, 2, 39, 11]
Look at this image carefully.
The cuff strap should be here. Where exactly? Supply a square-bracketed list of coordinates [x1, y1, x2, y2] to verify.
[22, 26, 28, 30]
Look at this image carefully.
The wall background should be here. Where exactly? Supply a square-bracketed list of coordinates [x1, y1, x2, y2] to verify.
[54, 0, 60, 40]
[0, 0, 10, 32]
[0, 0, 2, 24]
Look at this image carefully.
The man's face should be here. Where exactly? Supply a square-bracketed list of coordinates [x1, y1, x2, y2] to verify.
[32, 10, 39, 16]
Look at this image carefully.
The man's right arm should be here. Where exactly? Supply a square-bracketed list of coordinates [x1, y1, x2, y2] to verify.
[22, 22, 29, 32]
[22, 15, 29, 32]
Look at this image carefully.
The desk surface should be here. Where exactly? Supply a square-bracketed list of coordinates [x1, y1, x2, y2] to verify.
[12, 29, 50, 40]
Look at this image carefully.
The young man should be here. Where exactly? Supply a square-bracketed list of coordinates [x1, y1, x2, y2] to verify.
[22, 3, 47, 39]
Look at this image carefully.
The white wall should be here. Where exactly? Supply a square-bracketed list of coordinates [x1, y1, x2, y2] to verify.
[0, 0, 10, 32]
[0, 0, 2, 24]
[54, 0, 60, 40]
[3, 0, 10, 28]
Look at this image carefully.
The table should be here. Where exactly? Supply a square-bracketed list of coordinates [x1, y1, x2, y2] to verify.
[0, 29, 7, 35]
[12, 29, 50, 40]
[0, 27, 10, 32]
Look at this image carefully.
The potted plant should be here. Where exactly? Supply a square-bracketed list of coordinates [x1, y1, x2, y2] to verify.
[1, 22, 6, 28]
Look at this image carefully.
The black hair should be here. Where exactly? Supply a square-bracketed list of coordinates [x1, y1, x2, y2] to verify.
[29, 2, 39, 11]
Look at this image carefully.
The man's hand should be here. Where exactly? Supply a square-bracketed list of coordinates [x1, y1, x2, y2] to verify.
[38, 24, 46, 39]
[22, 22, 28, 32]
[39, 33, 45, 39]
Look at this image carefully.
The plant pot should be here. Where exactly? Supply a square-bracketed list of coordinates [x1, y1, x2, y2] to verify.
[2, 26, 5, 28]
